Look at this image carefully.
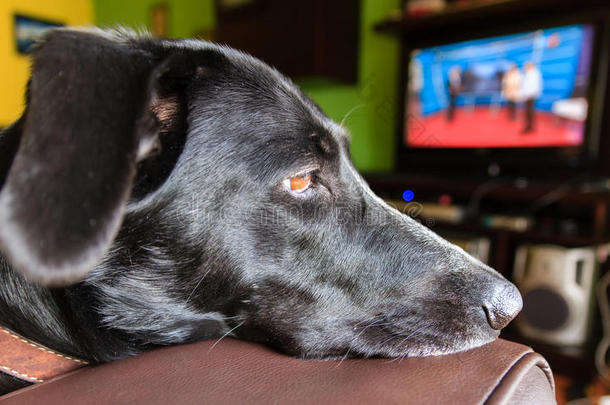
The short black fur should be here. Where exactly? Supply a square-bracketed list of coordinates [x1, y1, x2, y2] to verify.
[0, 28, 522, 395]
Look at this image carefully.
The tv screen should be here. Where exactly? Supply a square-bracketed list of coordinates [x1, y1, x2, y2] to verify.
[405, 24, 595, 149]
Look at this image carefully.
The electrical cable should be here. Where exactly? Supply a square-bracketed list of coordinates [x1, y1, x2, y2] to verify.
[465, 178, 509, 219]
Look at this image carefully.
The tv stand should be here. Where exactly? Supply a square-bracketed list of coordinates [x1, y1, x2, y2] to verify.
[365, 172, 610, 251]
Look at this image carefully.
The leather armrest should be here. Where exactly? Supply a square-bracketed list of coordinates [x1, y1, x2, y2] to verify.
[0, 338, 555, 404]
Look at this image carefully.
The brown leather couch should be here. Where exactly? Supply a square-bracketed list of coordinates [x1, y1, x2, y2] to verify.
[0, 338, 555, 404]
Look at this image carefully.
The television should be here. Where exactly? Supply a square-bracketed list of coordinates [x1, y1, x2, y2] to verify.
[397, 14, 610, 178]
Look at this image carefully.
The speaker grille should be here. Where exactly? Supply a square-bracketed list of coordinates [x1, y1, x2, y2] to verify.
[522, 288, 570, 331]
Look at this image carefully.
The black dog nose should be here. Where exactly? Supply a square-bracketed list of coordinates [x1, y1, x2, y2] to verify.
[483, 282, 523, 330]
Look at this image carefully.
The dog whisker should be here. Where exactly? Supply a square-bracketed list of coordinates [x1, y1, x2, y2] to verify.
[185, 267, 214, 303]
[353, 315, 383, 328]
[384, 325, 428, 363]
[208, 320, 245, 353]
[377, 330, 407, 348]
[339, 103, 365, 128]
[335, 318, 389, 368]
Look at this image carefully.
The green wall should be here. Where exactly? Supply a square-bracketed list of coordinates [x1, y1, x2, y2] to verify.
[298, 0, 401, 172]
[94, 0, 214, 38]
[93, 0, 401, 172]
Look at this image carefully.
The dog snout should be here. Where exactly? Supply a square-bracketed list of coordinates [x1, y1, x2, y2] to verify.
[482, 281, 523, 330]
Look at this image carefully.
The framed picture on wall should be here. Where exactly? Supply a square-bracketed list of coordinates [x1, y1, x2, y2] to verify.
[14, 14, 63, 54]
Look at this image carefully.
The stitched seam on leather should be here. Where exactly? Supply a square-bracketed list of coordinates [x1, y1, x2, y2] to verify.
[0, 326, 89, 365]
[0, 364, 44, 383]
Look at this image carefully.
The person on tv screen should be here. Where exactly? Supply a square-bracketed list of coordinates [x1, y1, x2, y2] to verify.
[502, 64, 522, 121]
[409, 53, 423, 117]
[521, 61, 543, 133]
[447, 66, 462, 122]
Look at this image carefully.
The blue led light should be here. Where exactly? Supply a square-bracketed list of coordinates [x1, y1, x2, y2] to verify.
[402, 189, 415, 202]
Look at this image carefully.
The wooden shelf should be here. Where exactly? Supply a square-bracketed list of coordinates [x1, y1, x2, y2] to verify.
[374, 0, 610, 37]
[366, 172, 610, 273]
[365, 173, 610, 205]
[375, 0, 518, 35]
[431, 220, 607, 247]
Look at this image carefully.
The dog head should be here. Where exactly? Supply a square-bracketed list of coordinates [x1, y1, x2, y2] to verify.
[0, 28, 521, 359]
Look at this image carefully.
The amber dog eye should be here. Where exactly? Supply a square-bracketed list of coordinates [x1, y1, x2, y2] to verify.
[284, 172, 313, 193]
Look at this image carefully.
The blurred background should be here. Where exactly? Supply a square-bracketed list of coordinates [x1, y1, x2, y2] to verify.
[4, 0, 610, 403]
[0, 0, 400, 173]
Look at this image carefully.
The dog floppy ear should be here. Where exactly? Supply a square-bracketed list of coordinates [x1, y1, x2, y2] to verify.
[0, 29, 171, 286]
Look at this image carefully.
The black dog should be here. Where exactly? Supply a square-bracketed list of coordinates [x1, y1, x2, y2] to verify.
[0, 28, 522, 393]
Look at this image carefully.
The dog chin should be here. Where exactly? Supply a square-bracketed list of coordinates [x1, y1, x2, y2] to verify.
[422, 338, 498, 358]
[353, 330, 501, 359]
[297, 331, 500, 360]
[388, 332, 501, 358]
